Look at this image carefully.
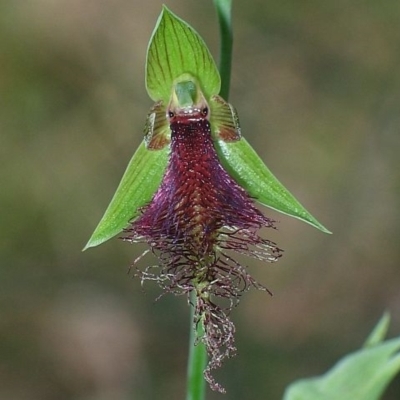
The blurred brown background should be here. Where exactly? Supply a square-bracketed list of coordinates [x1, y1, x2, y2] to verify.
[1, 0, 400, 399]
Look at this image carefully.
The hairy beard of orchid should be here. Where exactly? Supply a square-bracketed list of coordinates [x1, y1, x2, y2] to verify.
[124, 91, 282, 392]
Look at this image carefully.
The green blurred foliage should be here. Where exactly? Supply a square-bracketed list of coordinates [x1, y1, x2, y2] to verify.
[1, 1, 400, 399]
[284, 314, 400, 400]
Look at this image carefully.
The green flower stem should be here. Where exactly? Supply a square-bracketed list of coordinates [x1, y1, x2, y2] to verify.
[186, 291, 207, 400]
[186, 3, 234, 399]
[213, 0, 233, 100]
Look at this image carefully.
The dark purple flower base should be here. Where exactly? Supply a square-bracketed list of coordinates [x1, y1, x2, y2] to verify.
[124, 116, 282, 392]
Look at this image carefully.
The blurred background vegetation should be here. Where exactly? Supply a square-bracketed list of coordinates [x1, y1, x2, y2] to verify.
[1, 0, 400, 399]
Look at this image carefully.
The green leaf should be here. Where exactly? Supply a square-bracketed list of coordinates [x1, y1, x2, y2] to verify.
[146, 6, 220, 103]
[214, 138, 331, 233]
[83, 141, 169, 250]
[364, 312, 390, 348]
[283, 314, 400, 400]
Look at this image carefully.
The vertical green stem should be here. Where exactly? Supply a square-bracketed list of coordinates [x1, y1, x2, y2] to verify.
[213, 0, 233, 100]
[186, 2, 233, 399]
[186, 291, 207, 400]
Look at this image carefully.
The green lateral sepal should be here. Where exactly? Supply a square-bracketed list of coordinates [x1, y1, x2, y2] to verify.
[84, 141, 169, 250]
[215, 137, 331, 233]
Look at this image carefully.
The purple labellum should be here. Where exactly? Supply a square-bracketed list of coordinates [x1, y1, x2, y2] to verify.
[124, 107, 282, 392]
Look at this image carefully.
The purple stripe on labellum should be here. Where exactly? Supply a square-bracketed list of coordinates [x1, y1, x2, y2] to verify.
[124, 111, 282, 393]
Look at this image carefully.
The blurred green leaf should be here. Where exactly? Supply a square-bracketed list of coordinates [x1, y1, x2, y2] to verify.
[283, 314, 400, 400]
[146, 5, 220, 103]
[364, 312, 390, 348]
[215, 138, 331, 233]
[84, 141, 168, 250]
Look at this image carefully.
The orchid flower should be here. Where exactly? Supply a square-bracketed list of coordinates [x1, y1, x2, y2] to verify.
[84, 6, 329, 393]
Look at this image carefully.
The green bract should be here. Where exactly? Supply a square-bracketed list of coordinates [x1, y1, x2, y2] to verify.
[84, 6, 329, 250]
